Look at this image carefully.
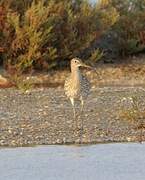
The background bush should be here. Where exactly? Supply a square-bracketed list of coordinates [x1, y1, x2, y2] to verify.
[0, 0, 145, 73]
[0, 0, 118, 73]
[111, 0, 145, 56]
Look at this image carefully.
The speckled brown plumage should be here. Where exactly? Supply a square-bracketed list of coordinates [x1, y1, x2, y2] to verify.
[64, 74, 90, 100]
[64, 58, 91, 122]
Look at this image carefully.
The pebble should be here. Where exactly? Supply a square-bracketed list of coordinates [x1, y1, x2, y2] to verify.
[0, 87, 144, 147]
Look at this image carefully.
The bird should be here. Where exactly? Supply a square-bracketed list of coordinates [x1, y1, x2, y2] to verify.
[64, 57, 92, 130]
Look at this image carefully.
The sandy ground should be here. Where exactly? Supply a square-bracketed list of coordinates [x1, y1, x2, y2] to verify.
[0, 86, 145, 147]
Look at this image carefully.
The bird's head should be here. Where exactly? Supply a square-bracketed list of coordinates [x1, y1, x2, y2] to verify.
[71, 58, 92, 69]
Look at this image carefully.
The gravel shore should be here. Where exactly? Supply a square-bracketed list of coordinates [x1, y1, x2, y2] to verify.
[0, 86, 145, 147]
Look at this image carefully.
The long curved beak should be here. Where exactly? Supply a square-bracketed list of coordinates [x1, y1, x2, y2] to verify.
[80, 62, 93, 69]
[80, 62, 100, 79]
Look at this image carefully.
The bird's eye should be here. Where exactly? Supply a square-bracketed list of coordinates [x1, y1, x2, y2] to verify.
[74, 60, 77, 63]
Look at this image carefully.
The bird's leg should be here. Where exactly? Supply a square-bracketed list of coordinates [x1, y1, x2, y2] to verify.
[80, 98, 84, 130]
[80, 97, 84, 115]
[70, 98, 77, 129]
[79, 97, 84, 144]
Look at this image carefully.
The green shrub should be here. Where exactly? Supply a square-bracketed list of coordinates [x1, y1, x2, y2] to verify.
[5, 1, 56, 72]
[89, 48, 104, 62]
[10, 74, 34, 93]
[111, 0, 145, 56]
[1, 0, 118, 73]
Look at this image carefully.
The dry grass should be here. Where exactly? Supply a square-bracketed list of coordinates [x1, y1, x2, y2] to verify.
[1, 55, 145, 88]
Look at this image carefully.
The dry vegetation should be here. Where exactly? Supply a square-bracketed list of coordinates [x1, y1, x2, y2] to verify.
[0, 0, 145, 74]
[0, 0, 145, 89]
[0, 0, 117, 73]
[119, 96, 145, 143]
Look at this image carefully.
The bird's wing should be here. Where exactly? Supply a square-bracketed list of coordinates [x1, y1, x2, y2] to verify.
[81, 75, 91, 98]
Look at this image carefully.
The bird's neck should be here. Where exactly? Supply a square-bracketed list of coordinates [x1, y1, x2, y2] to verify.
[71, 67, 81, 85]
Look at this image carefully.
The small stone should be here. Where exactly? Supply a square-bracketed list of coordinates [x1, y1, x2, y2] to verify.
[0, 140, 5, 145]
[127, 137, 131, 142]
[8, 129, 12, 134]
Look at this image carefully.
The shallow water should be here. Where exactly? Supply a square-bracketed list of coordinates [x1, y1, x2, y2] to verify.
[0, 143, 145, 180]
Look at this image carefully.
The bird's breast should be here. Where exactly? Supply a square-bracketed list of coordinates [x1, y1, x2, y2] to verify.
[64, 78, 81, 99]
[69, 79, 81, 98]
[64, 70, 90, 99]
